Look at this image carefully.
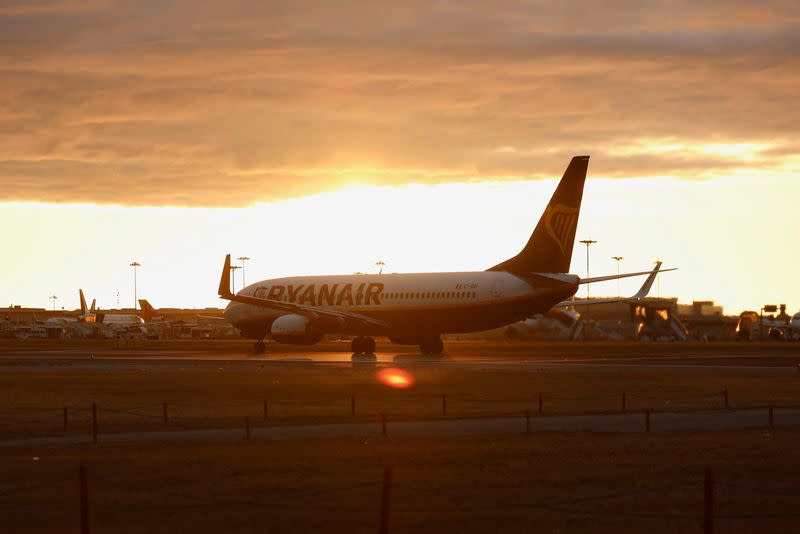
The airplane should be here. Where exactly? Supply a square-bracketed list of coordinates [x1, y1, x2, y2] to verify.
[505, 309, 583, 341]
[138, 299, 164, 323]
[218, 155, 674, 358]
[78, 290, 147, 336]
[737, 308, 800, 341]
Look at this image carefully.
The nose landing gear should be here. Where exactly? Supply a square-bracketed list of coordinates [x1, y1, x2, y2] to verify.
[419, 337, 444, 356]
[351, 336, 376, 361]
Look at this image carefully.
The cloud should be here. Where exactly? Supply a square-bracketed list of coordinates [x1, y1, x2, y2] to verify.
[0, 0, 798, 206]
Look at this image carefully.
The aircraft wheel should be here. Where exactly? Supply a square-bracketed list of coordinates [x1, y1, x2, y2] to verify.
[419, 337, 443, 356]
[363, 336, 376, 355]
[351, 336, 365, 355]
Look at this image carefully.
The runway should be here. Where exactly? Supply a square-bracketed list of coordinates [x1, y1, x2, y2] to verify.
[1, 348, 799, 373]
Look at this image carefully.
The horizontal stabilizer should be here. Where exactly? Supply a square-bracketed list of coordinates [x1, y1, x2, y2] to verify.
[535, 266, 677, 285]
[553, 261, 668, 308]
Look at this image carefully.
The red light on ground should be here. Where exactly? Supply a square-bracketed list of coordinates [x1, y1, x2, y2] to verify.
[377, 367, 415, 389]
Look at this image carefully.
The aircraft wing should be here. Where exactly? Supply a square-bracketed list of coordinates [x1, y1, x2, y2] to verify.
[196, 315, 228, 322]
[217, 255, 390, 329]
[552, 261, 666, 308]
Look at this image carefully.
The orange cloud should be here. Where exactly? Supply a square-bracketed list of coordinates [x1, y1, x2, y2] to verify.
[1, 1, 798, 205]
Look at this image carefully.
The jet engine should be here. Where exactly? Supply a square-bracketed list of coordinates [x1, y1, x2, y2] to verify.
[270, 314, 323, 345]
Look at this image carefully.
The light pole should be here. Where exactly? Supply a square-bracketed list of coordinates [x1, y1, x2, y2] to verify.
[230, 265, 241, 293]
[612, 256, 623, 296]
[129, 261, 141, 311]
[375, 260, 385, 274]
[49, 294, 58, 311]
[579, 239, 597, 299]
[237, 256, 251, 287]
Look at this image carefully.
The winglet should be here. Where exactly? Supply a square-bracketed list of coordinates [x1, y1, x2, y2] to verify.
[632, 261, 661, 300]
[218, 254, 232, 298]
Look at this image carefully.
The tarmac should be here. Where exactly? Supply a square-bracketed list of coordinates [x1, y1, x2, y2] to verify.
[1, 348, 799, 374]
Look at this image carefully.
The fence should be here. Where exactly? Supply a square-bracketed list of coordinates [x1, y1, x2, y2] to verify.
[0, 388, 795, 443]
[3, 464, 800, 533]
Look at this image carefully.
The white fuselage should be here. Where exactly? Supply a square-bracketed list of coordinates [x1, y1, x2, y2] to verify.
[224, 270, 577, 341]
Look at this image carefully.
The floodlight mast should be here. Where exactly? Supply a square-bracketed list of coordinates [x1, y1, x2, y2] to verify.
[612, 256, 624, 296]
[237, 257, 251, 287]
[230, 265, 242, 293]
[129, 261, 141, 311]
[579, 240, 597, 299]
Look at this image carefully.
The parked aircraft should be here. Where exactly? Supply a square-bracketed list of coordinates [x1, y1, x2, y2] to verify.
[79, 290, 146, 336]
[737, 309, 800, 341]
[218, 156, 673, 357]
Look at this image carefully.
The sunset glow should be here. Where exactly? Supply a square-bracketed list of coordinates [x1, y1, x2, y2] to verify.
[1, 1, 798, 316]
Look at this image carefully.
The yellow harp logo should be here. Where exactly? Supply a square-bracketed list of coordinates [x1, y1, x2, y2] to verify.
[543, 203, 579, 254]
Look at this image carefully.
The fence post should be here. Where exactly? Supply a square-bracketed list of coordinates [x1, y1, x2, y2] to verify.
[723, 389, 729, 409]
[525, 410, 531, 434]
[63, 406, 68, 427]
[162, 402, 168, 425]
[704, 467, 714, 534]
[351, 395, 356, 417]
[644, 408, 651, 433]
[91, 402, 98, 444]
[441, 394, 447, 416]
[538, 394, 543, 415]
[79, 465, 89, 534]
[245, 416, 251, 441]
[381, 414, 387, 437]
[621, 392, 626, 413]
[379, 466, 393, 534]
[769, 406, 774, 428]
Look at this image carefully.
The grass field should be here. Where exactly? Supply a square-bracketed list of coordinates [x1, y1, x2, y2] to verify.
[2, 428, 800, 532]
[1, 360, 800, 439]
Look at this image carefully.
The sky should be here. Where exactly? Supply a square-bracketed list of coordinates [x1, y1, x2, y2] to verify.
[1, 1, 799, 314]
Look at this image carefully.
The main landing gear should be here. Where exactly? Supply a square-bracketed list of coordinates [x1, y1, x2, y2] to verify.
[419, 337, 444, 356]
[351, 336, 376, 361]
[253, 340, 266, 355]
